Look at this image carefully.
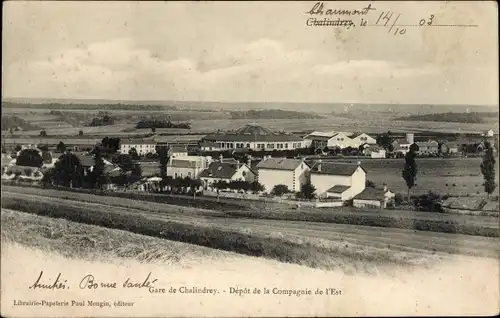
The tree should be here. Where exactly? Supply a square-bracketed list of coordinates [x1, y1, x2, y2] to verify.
[129, 147, 139, 160]
[157, 145, 170, 181]
[480, 141, 497, 198]
[365, 180, 376, 188]
[14, 145, 22, 152]
[56, 141, 67, 153]
[78, 130, 84, 136]
[40, 130, 47, 137]
[271, 184, 290, 196]
[402, 150, 418, 202]
[16, 149, 43, 167]
[151, 127, 156, 133]
[53, 153, 85, 188]
[91, 146, 106, 190]
[296, 181, 316, 200]
[250, 180, 265, 193]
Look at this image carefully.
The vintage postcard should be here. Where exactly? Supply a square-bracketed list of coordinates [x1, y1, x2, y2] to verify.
[1, 1, 499, 317]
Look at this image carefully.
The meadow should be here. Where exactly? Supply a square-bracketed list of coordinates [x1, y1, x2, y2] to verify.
[2, 104, 498, 138]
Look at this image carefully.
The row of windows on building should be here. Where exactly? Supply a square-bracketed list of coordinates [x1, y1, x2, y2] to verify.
[122, 144, 155, 149]
[215, 142, 302, 149]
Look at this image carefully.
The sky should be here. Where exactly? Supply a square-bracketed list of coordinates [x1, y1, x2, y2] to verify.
[2, 1, 498, 105]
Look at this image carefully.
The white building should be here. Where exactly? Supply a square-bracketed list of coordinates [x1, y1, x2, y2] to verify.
[362, 145, 387, 158]
[256, 157, 310, 193]
[201, 124, 306, 151]
[199, 161, 256, 190]
[348, 133, 377, 148]
[391, 133, 415, 155]
[120, 139, 157, 156]
[169, 145, 188, 158]
[353, 187, 395, 209]
[303, 131, 372, 149]
[309, 161, 366, 200]
[167, 156, 212, 179]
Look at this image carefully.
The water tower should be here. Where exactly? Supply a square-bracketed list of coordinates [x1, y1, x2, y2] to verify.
[406, 133, 414, 144]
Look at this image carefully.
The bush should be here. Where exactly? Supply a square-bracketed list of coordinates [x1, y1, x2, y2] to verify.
[271, 184, 290, 196]
[394, 193, 404, 205]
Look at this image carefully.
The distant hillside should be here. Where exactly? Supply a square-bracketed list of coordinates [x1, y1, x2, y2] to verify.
[395, 112, 498, 124]
[1, 101, 177, 111]
[1, 116, 40, 131]
[230, 109, 324, 120]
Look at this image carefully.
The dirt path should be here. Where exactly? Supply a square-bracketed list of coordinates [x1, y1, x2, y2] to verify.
[3, 190, 499, 259]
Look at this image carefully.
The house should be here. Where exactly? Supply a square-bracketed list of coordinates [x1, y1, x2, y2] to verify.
[199, 160, 256, 190]
[353, 187, 395, 209]
[485, 129, 494, 137]
[348, 133, 377, 148]
[309, 161, 366, 200]
[167, 156, 212, 179]
[169, 145, 188, 158]
[304, 131, 354, 149]
[440, 142, 460, 155]
[256, 157, 310, 193]
[391, 133, 415, 155]
[415, 140, 439, 156]
[120, 139, 157, 156]
[362, 145, 386, 158]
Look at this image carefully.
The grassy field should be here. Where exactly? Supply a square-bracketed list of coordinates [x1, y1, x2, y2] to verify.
[3, 210, 498, 316]
[2, 104, 498, 137]
[327, 158, 500, 197]
[3, 186, 499, 239]
[1, 200, 447, 273]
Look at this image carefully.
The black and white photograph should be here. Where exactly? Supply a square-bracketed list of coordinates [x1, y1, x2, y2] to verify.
[1, 1, 498, 316]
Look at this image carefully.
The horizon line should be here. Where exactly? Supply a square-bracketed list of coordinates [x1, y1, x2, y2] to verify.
[2, 96, 497, 108]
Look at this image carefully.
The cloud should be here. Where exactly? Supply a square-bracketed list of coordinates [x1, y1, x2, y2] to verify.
[314, 60, 441, 78]
[3, 37, 449, 102]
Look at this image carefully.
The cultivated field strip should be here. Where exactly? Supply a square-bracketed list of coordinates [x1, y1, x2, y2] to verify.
[2, 190, 499, 259]
[4, 185, 499, 228]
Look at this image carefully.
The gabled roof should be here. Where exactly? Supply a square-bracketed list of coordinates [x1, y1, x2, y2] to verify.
[354, 188, 391, 200]
[199, 162, 245, 179]
[310, 162, 365, 176]
[169, 159, 201, 168]
[121, 139, 156, 145]
[169, 146, 187, 152]
[416, 141, 439, 147]
[256, 158, 306, 171]
[327, 185, 351, 193]
[350, 132, 373, 139]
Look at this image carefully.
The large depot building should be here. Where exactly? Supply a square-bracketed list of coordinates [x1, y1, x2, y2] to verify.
[200, 123, 306, 151]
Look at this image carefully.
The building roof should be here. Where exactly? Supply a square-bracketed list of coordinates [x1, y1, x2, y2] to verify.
[76, 154, 95, 167]
[256, 158, 305, 171]
[169, 146, 187, 152]
[199, 141, 217, 148]
[327, 185, 351, 193]
[122, 139, 156, 145]
[416, 141, 439, 147]
[203, 124, 302, 142]
[203, 133, 302, 142]
[310, 162, 365, 175]
[304, 135, 333, 141]
[354, 188, 391, 201]
[199, 162, 243, 179]
[349, 132, 371, 139]
[392, 138, 410, 145]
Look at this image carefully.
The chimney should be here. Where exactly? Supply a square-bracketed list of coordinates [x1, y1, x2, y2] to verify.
[357, 161, 361, 166]
[317, 163, 322, 172]
[247, 157, 251, 167]
[237, 160, 240, 169]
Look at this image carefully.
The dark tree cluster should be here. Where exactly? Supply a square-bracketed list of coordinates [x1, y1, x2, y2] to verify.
[136, 119, 191, 129]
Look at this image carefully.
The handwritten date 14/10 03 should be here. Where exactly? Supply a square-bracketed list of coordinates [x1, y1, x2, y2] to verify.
[360, 11, 436, 36]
